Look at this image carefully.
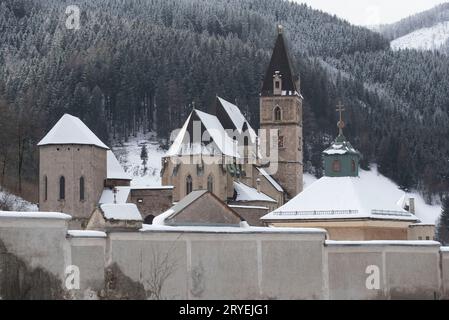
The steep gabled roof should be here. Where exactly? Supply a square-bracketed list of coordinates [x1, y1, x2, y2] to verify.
[165, 109, 240, 158]
[107, 150, 132, 180]
[261, 31, 298, 96]
[216, 97, 258, 143]
[257, 167, 284, 192]
[38, 114, 109, 149]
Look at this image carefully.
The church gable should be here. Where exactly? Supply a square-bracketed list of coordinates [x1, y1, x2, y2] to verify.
[161, 190, 243, 227]
[165, 109, 240, 158]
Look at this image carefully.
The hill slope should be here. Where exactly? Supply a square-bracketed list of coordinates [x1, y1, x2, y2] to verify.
[391, 21, 449, 51]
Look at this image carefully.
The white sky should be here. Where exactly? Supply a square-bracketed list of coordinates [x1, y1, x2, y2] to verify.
[294, 0, 449, 26]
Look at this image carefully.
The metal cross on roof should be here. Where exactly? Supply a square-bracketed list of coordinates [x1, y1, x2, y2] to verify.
[336, 101, 346, 135]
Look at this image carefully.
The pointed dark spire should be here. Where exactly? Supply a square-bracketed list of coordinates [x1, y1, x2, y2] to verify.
[261, 25, 298, 97]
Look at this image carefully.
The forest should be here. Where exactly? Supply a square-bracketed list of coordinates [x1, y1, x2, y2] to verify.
[0, 0, 448, 203]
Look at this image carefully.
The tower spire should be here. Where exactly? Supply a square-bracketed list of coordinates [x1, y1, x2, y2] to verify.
[260, 26, 297, 96]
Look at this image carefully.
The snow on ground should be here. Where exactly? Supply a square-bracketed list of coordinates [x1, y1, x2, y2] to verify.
[112, 132, 166, 187]
[0, 189, 38, 211]
[391, 21, 449, 51]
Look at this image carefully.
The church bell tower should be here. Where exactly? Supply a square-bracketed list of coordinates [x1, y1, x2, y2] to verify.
[260, 25, 303, 200]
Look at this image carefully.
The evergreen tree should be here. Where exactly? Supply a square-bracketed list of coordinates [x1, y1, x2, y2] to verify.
[438, 196, 449, 245]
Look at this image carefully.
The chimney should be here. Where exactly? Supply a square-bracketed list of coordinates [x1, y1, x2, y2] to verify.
[256, 178, 261, 193]
[409, 198, 415, 214]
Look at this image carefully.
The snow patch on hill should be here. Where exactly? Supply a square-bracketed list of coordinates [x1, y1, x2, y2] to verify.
[0, 189, 38, 211]
[391, 21, 449, 51]
[111, 132, 166, 187]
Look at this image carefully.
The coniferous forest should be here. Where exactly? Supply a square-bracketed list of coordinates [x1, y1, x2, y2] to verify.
[0, 0, 448, 203]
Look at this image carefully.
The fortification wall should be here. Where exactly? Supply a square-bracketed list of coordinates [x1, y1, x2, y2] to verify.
[0, 214, 448, 300]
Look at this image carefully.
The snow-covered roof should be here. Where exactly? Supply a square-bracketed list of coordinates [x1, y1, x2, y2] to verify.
[99, 187, 131, 204]
[166, 113, 192, 157]
[195, 110, 240, 157]
[229, 205, 269, 210]
[67, 230, 107, 238]
[0, 211, 71, 220]
[257, 167, 283, 192]
[107, 151, 132, 180]
[323, 134, 359, 156]
[141, 223, 326, 235]
[326, 240, 440, 247]
[38, 114, 109, 149]
[152, 209, 175, 226]
[166, 110, 240, 158]
[100, 203, 142, 221]
[234, 182, 277, 203]
[217, 97, 258, 143]
[128, 186, 174, 190]
[262, 176, 419, 222]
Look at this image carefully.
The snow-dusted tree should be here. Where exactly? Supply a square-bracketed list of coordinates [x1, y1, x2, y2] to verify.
[437, 196, 449, 245]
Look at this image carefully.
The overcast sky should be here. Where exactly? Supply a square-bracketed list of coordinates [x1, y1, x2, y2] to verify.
[294, 0, 449, 26]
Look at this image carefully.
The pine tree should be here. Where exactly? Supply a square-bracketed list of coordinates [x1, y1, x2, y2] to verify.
[437, 195, 449, 245]
[140, 145, 148, 166]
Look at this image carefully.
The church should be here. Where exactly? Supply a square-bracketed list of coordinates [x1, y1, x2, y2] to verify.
[161, 26, 303, 222]
[35, 26, 434, 240]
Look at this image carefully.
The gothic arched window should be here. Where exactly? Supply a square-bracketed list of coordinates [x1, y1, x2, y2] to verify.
[186, 175, 193, 195]
[207, 175, 214, 193]
[79, 176, 85, 201]
[274, 106, 282, 121]
[59, 176, 65, 200]
[332, 160, 341, 173]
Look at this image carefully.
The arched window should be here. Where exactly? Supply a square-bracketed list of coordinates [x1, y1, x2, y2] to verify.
[186, 175, 193, 195]
[207, 175, 214, 193]
[332, 160, 341, 173]
[59, 176, 65, 200]
[43, 175, 48, 201]
[274, 106, 282, 121]
[79, 177, 85, 201]
[351, 160, 356, 173]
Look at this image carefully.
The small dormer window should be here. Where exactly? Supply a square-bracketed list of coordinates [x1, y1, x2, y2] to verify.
[273, 71, 282, 95]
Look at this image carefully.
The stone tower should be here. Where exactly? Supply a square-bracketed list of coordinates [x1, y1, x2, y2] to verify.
[260, 26, 303, 200]
[38, 114, 108, 229]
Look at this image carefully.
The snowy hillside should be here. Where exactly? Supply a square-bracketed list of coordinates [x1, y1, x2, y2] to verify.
[305, 168, 441, 224]
[391, 21, 449, 51]
[0, 189, 38, 212]
[112, 132, 166, 187]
